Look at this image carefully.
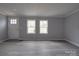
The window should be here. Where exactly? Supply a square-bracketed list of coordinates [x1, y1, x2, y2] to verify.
[27, 20, 36, 34]
[40, 20, 48, 34]
[10, 19, 17, 24]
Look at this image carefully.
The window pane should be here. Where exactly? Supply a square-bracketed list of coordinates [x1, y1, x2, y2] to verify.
[27, 20, 35, 34]
[40, 20, 48, 28]
[40, 28, 48, 33]
[27, 28, 35, 33]
[40, 20, 48, 34]
[10, 19, 17, 24]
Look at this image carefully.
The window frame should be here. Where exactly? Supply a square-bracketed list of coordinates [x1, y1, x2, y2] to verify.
[10, 19, 17, 24]
[27, 20, 36, 34]
[39, 20, 48, 34]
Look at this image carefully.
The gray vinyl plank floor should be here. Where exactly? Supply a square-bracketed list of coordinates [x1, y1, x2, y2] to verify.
[0, 40, 79, 56]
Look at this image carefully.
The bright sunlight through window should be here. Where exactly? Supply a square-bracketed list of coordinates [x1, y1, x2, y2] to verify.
[27, 20, 36, 34]
[40, 20, 48, 34]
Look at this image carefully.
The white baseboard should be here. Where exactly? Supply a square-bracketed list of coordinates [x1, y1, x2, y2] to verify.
[66, 39, 79, 47]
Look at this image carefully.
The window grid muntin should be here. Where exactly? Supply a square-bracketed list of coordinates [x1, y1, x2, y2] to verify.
[10, 19, 17, 24]
[40, 20, 48, 34]
[27, 20, 36, 34]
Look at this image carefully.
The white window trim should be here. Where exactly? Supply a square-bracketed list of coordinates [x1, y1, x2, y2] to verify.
[40, 20, 48, 34]
[27, 20, 36, 34]
[10, 19, 17, 24]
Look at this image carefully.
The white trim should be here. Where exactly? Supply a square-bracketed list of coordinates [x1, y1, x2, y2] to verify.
[66, 39, 79, 47]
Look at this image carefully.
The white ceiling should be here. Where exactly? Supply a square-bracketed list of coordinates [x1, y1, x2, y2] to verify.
[0, 3, 79, 18]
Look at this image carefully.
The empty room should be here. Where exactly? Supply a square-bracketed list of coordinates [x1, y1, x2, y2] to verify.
[0, 3, 79, 56]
